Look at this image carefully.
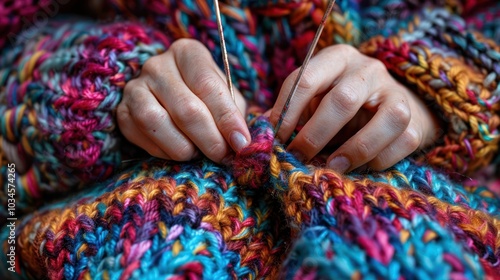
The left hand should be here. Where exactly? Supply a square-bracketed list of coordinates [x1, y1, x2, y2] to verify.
[268, 44, 439, 173]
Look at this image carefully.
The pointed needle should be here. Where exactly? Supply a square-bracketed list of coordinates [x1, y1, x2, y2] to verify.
[214, 0, 235, 101]
[274, 0, 336, 135]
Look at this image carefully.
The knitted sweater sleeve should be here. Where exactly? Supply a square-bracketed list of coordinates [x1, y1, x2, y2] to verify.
[357, 0, 500, 176]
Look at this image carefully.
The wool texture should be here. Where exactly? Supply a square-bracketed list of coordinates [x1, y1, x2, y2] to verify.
[0, 21, 169, 216]
[0, 0, 499, 279]
[0, 115, 499, 279]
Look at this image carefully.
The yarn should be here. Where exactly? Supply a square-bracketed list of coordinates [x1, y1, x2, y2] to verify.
[0, 1, 500, 279]
[0, 21, 170, 217]
[0, 0, 52, 50]
[0, 0, 364, 217]
[1, 116, 499, 279]
[360, 8, 500, 175]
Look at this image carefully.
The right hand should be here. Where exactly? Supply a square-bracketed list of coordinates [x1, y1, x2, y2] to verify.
[117, 39, 250, 163]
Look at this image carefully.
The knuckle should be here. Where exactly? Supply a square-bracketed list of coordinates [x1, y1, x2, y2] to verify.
[123, 79, 137, 96]
[297, 69, 316, 91]
[332, 85, 359, 111]
[146, 146, 167, 159]
[216, 108, 238, 129]
[134, 107, 167, 132]
[170, 144, 196, 161]
[170, 38, 199, 51]
[334, 44, 357, 56]
[205, 141, 226, 161]
[116, 103, 130, 125]
[387, 101, 411, 129]
[286, 68, 315, 92]
[353, 138, 372, 160]
[172, 39, 207, 60]
[195, 73, 220, 97]
[175, 99, 204, 125]
[302, 134, 321, 151]
[368, 58, 386, 72]
[402, 127, 421, 151]
[142, 56, 160, 74]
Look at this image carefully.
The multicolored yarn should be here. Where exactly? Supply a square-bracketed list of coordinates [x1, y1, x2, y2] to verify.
[1, 116, 499, 279]
[360, 8, 500, 175]
[105, 0, 362, 106]
[0, 0, 51, 50]
[1, 1, 500, 279]
[0, 21, 169, 216]
[465, 2, 500, 44]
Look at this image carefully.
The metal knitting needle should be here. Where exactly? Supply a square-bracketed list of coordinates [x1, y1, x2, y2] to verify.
[214, 0, 235, 101]
[273, 0, 336, 136]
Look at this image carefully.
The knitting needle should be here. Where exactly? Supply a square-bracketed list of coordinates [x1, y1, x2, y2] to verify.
[120, 1, 235, 166]
[214, 0, 235, 101]
[273, 0, 336, 136]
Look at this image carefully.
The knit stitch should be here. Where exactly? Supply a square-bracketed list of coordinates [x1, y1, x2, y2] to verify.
[1, 116, 499, 279]
[1, 1, 500, 279]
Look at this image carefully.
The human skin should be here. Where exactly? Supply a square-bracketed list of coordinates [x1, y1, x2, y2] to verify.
[118, 39, 439, 172]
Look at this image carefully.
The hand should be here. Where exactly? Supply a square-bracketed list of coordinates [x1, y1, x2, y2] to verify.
[268, 44, 439, 173]
[117, 39, 250, 162]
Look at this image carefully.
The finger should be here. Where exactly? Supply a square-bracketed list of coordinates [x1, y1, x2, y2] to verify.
[121, 80, 198, 161]
[173, 40, 251, 153]
[145, 56, 230, 163]
[117, 108, 170, 159]
[367, 124, 422, 171]
[269, 45, 355, 142]
[212, 62, 248, 116]
[286, 72, 372, 161]
[326, 88, 412, 173]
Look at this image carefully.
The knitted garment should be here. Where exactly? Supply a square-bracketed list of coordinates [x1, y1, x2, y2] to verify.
[0, 21, 169, 216]
[1, 1, 499, 219]
[1, 116, 499, 279]
[0, 0, 499, 279]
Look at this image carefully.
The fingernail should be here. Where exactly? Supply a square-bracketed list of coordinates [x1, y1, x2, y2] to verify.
[328, 156, 350, 173]
[230, 131, 248, 152]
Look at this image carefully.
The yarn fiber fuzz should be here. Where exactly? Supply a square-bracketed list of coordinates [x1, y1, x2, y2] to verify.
[1, 116, 499, 279]
[0, 20, 169, 217]
[0, 1, 499, 279]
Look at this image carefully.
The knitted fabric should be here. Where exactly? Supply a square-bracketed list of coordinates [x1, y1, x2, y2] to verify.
[0, 0, 52, 50]
[360, 8, 500, 175]
[0, 1, 500, 279]
[1, 116, 499, 279]
[0, 21, 169, 216]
